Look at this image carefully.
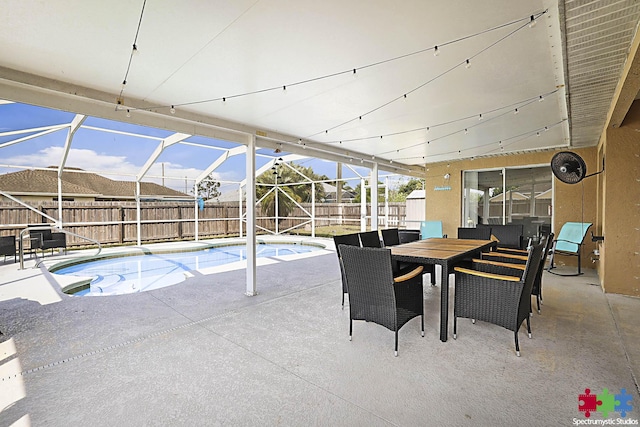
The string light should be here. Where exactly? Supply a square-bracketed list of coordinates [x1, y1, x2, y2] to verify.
[539, 95, 544, 102]
[126, 109, 131, 118]
[514, 108, 519, 114]
[433, 45, 439, 56]
[323, 89, 558, 147]
[117, 1, 146, 108]
[529, 15, 537, 28]
[464, 128, 468, 134]
[170, 105, 176, 114]
[465, 59, 471, 69]
[131, 10, 546, 116]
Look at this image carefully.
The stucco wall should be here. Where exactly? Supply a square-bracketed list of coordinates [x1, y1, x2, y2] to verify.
[424, 147, 598, 271]
[600, 101, 640, 296]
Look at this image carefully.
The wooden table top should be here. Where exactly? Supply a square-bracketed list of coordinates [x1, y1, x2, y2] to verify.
[389, 238, 495, 261]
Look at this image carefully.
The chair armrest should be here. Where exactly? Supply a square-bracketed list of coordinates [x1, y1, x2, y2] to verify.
[394, 265, 424, 283]
[471, 258, 526, 271]
[495, 248, 528, 255]
[454, 267, 521, 282]
[483, 252, 528, 261]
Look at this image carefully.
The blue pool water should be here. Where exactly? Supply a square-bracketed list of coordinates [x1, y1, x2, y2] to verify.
[54, 243, 321, 296]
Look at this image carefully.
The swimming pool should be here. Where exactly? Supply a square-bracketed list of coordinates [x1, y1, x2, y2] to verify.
[53, 243, 323, 296]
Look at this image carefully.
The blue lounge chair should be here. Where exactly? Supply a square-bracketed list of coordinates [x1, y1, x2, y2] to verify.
[548, 222, 592, 276]
[420, 221, 445, 239]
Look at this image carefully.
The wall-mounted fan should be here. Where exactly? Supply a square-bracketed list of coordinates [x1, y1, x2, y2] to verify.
[550, 151, 604, 184]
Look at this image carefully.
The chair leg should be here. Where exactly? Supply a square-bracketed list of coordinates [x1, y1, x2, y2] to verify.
[453, 316, 457, 339]
[526, 317, 532, 339]
[341, 292, 345, 310]
[421, 314, 425, 337]
[394, 330, 398, 357]
[536, 295, 541, 314]
[514, 331, 520, 357]
[349, 318, 352, 341]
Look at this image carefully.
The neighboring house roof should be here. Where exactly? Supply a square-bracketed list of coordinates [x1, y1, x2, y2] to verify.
[0, 168, 189, 199]
[535, 189, 552, 199]
[489, 190, 529, 202]
[322, 182, 356, 200]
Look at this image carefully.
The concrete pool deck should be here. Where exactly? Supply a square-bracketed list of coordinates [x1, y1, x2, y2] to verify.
[0, 236, 639, 425]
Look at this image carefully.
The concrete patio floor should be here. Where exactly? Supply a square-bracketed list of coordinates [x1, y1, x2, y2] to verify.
[0, 237, 638, 426]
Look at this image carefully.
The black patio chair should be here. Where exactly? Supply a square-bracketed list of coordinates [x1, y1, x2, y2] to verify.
[28, 225, 67, 256]
[398, 229, 420, 243]
[476, 234, 553, 315]
[0, 235, 16, 263]
[479, 223, 524, 249]
[358, 230, 382, 248]
[457, 227, 492, 240]
[332, 233, 361, 309]
[340, 245, 424, 356]
[380, 228, 400, 247]
[453, 241, 544, 356]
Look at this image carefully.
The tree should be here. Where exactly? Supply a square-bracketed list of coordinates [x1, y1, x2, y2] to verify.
[352, 181, 385, 203]
[255, 162, 327, 218]
[397, 178, 424, 197]
[194, 174, 221, 201]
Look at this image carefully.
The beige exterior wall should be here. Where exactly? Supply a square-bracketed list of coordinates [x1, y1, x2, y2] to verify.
[599, 101, 640, 296]
[424, 147, 599, 271]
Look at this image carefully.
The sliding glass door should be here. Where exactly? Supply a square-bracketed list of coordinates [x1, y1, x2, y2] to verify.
[462, 165, 552, 241]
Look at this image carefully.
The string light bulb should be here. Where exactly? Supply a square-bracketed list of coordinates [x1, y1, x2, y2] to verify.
[479, 113, 483, 120]
[514, 108, 519, 115]
[529, 15, 537, 28]
[433, 45, 439, 56]
[539, 95, 544, 102]
[464, 128, 468, 134]
[465, 59, 471, 69]
[170, 105, 176, 114]
[126, 109, 131, 118]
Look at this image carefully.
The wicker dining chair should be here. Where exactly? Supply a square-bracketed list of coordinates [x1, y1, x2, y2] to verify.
[332, 233, 361, 309]
[453, 241, 544, 356]
[339, 245, 424, 356]
[380, 228, 400, 247]
[481, 233, 554, 314]
[358, 230, 382, 248]
[457, 227, 492, 240]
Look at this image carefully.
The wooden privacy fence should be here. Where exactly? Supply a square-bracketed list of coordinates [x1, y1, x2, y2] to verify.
[0, 201, 407, 246]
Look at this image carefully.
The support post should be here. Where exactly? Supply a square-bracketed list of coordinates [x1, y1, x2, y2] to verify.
[371, 163, 379, 230]
[360, 177, 366, 231]
[194, 191, 199, 242]
[384, 175, 389, 228]
[311, 182, 316, 237]
[239, 183, 243, 238]
[136, 181, 141, 246]
[245, 135, 257, 296]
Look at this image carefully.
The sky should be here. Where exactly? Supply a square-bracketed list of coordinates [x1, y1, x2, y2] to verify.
[0, 101, 413, 198]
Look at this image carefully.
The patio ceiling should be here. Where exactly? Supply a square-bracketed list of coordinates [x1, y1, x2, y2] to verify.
[0, 1, 638, 173]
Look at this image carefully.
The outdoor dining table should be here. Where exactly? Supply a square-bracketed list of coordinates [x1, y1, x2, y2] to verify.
[389, 238, 497, 342]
